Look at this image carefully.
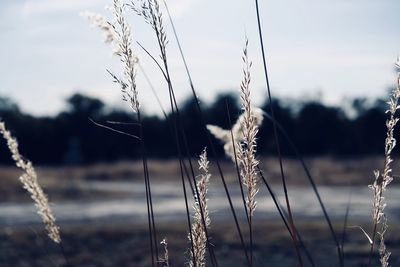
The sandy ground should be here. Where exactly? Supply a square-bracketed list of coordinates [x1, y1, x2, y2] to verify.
[1, 221, 399, 267]
[1, 157, 400, 266]
[0, 156, 398, 203]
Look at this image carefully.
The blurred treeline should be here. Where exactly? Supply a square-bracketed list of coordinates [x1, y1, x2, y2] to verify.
[0, 92, 391, 165]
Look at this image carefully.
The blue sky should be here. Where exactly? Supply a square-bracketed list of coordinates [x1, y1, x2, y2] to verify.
[1, 0, 399, 116]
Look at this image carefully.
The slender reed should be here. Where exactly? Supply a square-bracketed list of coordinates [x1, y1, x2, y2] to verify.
[368, 60, 400, 266]
[89, 1, 160, 265]
[160, 2, 251, 264]
[253, 1, 303, 265]
[208, 110, 317, 266]
[112, 2, 160, 260]
[133, 1, 260, 265]
[130, 1, 201, 265]
[0, 121, 61, 244]
[236, 39, 260, 266]
[257, 167, 316, 267]
[262, 111, 343, 264]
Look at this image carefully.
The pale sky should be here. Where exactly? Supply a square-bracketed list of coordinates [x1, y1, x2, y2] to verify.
[1, 0, 399, 116]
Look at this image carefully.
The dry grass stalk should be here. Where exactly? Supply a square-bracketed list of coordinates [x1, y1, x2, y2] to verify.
[208, 40, 262, 217]
[82, 3, 140, 112]
[84, 2, 139, 112]
[207, 40, 262, 265]
[131, 0, 168, 57]
[378, 215, 390, 267]
[109, 0, 140, 112]
[237, 39, 260, 217]
[81, 11, 116, 44]
[0, 121, 61, 243]
[188, 148, 211, 267]
[206, 108, 263, 163]
[160, 238, 170, 267]
[369, 58, 400, 266]
[85, 1, 160, 264]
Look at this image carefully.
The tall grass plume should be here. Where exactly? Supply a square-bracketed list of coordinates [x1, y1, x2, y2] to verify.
[0, 121, 61, 243]
[368, 58, 400, 266]
[206, 107, 263, 163]
[160, 238, 170, 267]
[81, 11, 116, 44]
[188, 148, 212, 267]
[237, 39, 260, 218]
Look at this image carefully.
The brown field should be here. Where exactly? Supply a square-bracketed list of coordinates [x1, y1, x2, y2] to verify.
[0, 156, 397, 202]
[1, 221, 399, 267]
[1, 156, 400, 266]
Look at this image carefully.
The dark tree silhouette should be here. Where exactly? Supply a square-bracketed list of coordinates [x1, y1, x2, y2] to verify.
[0, 91, 396, 165]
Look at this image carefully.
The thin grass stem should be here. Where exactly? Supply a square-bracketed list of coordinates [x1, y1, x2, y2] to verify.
[160, 2, 251, 264]
[253, 1, 303, 265]
[262, 111, 342, 264]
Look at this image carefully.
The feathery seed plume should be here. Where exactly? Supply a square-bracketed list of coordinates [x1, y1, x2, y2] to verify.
[83, 1, 140, 112]
[110, 0, 140, 112]
[81, 11, 116, 44]
[369, 58, 400, 266]
[237, 39, 260, 217]
[207, 40, 261, 216]
[160, 238, 170, 267]
[206, 107, 263, 162]
[0, 121, 61, 243]
[188, 148, 211, 267]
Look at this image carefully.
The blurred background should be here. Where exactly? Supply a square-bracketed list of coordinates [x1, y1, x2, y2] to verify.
[1, 0, 400, 266]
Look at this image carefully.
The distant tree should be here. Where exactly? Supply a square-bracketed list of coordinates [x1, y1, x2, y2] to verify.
[202, 93, 241, 157]
[295, 102, 349, 155]
[143, 115, 173, 158]
[260, 99, 295, 155]
[352, 98, 369, 116]
[57, 93, 107, 164]
[352, 105, 386, 155]
[176, 96, 206, 155]
[206, 93, 240, 128]
[0, 91, 395, 165]
[63, 137, 84, 165]
[0, 96, 20, 113]
[65, 93, 105, 118]
[0, 96, 22, 135]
